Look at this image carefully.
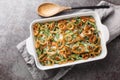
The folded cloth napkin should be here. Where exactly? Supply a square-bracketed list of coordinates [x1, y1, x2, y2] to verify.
[17, 1, 120, 80]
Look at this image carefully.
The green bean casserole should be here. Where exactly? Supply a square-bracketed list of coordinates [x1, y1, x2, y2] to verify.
[33, 16, 101, 66]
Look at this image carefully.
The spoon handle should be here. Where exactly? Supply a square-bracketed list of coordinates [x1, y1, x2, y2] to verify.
[72, 5, 109, 9]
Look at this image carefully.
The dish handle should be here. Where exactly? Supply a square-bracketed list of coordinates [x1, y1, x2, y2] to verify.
[101, 24, 110, 43]
[26, 37, 35, 56]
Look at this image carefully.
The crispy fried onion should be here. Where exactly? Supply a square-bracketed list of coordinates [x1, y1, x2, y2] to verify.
[33, 30, 39, 36]
[81, 16, 88, 23]
[33, 23, 39, 30]
[64, 34, 72, 42]
[89, 52, 96, 58]
[33, 23, 40, 36]
[71, 18, 76, 23]
[38, 53, 47, 61]
[70, 34, 81, 44]
[48, 22, 55, 30]
[38, 34, 47, 45]
[89, 35, 97, 43]
[66, 22, 75, 30]
[59, 46, 71, 58]
[89, 35, 100, 44]
[46, 41, 57, 55]
[46, 47, 56, 55]
[58, 20, 66, 30]
[81, 53, 89, 59]
[45, 59, 54, 66]
[56, 39, 65, 49]
[82, 26, 93, 36]
[35, 40, 40, 48]
[89, 17, 95, 23]
[88, 45, 101, 57]
[93, 45, 101, 55]
[39, 54, 54, 66]
[72, 44, 85, 54]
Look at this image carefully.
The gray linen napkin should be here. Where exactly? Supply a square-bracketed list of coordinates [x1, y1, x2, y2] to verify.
[17, 1, 120, 80]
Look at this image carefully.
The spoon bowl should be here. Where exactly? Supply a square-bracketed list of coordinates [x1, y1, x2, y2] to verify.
[37, 3, 71, 17]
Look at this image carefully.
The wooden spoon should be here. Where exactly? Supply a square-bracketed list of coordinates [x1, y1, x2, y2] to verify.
[37, 2, 109, 17]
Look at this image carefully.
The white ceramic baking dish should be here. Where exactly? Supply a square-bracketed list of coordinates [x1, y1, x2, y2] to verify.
[26, 11, 109, 70]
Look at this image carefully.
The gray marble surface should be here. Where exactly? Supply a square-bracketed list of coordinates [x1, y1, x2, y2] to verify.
[0, 0, 120, 80]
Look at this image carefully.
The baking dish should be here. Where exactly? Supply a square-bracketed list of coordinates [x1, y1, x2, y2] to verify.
[26, 11, 109, 70]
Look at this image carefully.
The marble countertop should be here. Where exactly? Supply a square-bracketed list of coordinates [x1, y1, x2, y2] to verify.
[0, 0, 120, 80]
